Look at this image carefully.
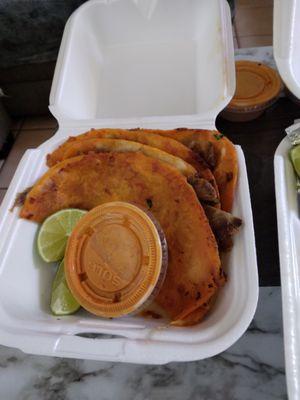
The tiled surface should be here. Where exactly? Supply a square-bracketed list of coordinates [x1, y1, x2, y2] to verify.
[0, 126, 55, 189]
[235, 6, 273, 36]
[22, 115, 57, 130]
[235, 0, 273, 48]
[237, 0, 273, 7]
[0, 189, 6, 204]
[239, 35, 273, 48]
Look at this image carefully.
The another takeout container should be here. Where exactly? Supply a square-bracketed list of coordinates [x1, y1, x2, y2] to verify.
[0, 0, 258, 364]
[274, 132, 300, 400]
[273, 0, 300, 100]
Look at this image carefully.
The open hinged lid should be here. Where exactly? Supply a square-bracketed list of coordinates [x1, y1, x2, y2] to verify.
[274, 0, 300, 99]
[49, 0, 235, 132]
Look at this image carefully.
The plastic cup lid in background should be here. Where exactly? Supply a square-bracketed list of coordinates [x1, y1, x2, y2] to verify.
[65, 202, 167, 318]
[227, 60, 283, 112]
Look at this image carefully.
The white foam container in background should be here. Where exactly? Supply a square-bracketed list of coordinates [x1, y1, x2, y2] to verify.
[274, 136, 300, 400]
[0, 0, 258, 363]
[274, 0, 300, 99]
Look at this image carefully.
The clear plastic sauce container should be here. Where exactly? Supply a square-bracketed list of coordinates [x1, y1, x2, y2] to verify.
[65, 202, 168, 318]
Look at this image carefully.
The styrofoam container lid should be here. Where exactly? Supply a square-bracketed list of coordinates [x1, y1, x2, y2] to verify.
[273, 0, 300, 99]
[49, 0, 235, 130]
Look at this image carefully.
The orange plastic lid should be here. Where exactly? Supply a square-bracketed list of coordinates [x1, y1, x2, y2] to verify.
[227, 60, 282, 111]
[65, 202, 167, 318]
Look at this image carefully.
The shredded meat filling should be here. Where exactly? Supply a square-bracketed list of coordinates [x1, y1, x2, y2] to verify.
[188, 175, 219, 205]
[204, 205, 242, 252]
[189, 141, 216, 170]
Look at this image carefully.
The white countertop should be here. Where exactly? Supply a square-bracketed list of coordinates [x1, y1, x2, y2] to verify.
[0, 287, 285, 400]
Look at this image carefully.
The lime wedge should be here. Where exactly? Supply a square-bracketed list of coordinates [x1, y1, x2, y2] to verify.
[37, 209, 87, 262]
[51, 259, 80, 315]
[290, 145, 300, 177]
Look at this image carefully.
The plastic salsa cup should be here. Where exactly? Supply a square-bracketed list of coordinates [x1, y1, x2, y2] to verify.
[221, 60, 283, 122]
[64, 202, 168, 318]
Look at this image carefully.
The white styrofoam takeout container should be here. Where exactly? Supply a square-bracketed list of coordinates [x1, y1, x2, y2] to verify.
[0, 0, 258, 364]
[274, 134, 300, 400]
[273, 0, 300, 99]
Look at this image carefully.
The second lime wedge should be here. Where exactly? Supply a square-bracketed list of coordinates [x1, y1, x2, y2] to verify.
[290, 144, 300, 177]
[51, 259, 80, 315]
[37, 208, 87, 262]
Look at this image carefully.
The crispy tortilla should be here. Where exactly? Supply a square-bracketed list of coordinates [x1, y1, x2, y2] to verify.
[130, 128, 238, 212]
[47, 128, 220, 204]
[54, 138, 196, 179]
[52, 137, 219, 205]
[20, 152, 224, 324]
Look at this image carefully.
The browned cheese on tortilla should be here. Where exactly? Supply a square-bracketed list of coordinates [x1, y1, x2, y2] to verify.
[52, 137, 196, 178]
[129, 128, 238, 212]
[47, 128, 220, 205]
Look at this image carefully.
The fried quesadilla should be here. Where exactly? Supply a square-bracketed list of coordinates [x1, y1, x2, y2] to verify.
[20, 152, 225, 324]
[47, 128, 220, 206]
[47, 137, 220, 206]
[54, 137, 198, 178]
[129, 128, 238, 212]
